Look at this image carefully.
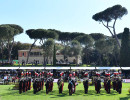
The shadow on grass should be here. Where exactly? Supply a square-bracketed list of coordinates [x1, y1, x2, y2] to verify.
[0, 88, 120, 98]
[50, 89, 119, 98]
[120, 94, 130, 100]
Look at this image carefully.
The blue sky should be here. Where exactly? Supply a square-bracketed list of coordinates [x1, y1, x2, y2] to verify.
[0, 0, 130, 45]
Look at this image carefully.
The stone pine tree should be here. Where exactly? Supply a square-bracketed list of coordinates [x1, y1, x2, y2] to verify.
[0, 24, 23, 63]
[92, 5, 128, 48]
[26, 29, 38, 64]
[120, 28, 130, 66]
[69, 40, 82, 65]
[42, 38, 54, 64]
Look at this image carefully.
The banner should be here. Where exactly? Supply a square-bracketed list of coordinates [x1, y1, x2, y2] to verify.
[54, 79, 58, 83]
[122, 79, 130, 83]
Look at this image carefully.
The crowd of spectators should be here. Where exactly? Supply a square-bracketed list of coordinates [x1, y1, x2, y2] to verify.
[0, 69, 130, 84]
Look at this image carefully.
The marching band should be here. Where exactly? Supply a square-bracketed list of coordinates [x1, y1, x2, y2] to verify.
[18, 71, 122, 95]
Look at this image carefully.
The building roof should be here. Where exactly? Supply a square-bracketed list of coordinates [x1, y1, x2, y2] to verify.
[18, 49, 43, 52]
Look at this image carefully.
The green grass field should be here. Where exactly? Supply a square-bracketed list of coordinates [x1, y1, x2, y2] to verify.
[0, 83, 130, 100]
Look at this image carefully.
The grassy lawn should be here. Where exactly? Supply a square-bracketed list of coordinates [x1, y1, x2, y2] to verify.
[0, 83, 130, 100]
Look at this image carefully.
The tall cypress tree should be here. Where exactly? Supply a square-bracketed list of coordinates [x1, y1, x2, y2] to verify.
[120, 28, 130, 66]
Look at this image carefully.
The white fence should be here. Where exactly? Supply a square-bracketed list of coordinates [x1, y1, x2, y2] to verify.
[0, 66, 129, 70]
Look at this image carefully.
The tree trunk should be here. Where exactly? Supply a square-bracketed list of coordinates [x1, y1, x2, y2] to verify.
[99, 53, 102, 66]
[8, 50, 11, 63]
[6, 38, 14, 64]
[0, 49, 3, 65]
[86, 49, 89, 65]
[102, 20, 121, 48]
[114, 54, 118, 66]
[113, 31, 121, 48]
[9, 38, 15, 64]
[2, 51, 3, 65]
[47, 56, 49, 64]
[7, 39, 10, 63]
[76, 56, 78, 66]
[113, 19, 121, 48]
[53, 44, 56, 66]
[26, 39, 37, 64]
[1, 41, 4, 65]
[43, 55, 46, 66]
[49, 56, 52, 65]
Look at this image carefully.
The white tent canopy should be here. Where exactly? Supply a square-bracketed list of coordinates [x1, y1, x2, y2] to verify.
[121, 67, 130, 70]
[96, 67, 121, 70]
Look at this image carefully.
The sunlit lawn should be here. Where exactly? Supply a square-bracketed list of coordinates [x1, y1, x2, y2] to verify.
[0, 83, 130, 100]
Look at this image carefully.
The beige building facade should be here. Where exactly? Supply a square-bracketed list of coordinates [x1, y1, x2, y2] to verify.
[18, 49, 82, 65]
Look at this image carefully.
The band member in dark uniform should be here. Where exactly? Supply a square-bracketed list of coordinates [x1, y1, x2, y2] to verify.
[33, 78, 37, 94]
[116, 72, 122, 94]
[83, 72, 89, 94]
[68, 74, 74, 95]
[72, 72, 78, 93]
[112, 72, 118, 90]
[45, 72, 53, 94]
[117, 76, 122, 94]
[19, 79, 23, 94]
[48, 73, 54, 92]
[45, 78, 49, 94]
[19, 72, 23, 94]
[104, 73, 111, 93]
[41, 71, 45, 90]
[23, 79, 26, 92]
[57, 72, 64, 94]
[95, 72, 101, 94]
[28, 72, 31, 90]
